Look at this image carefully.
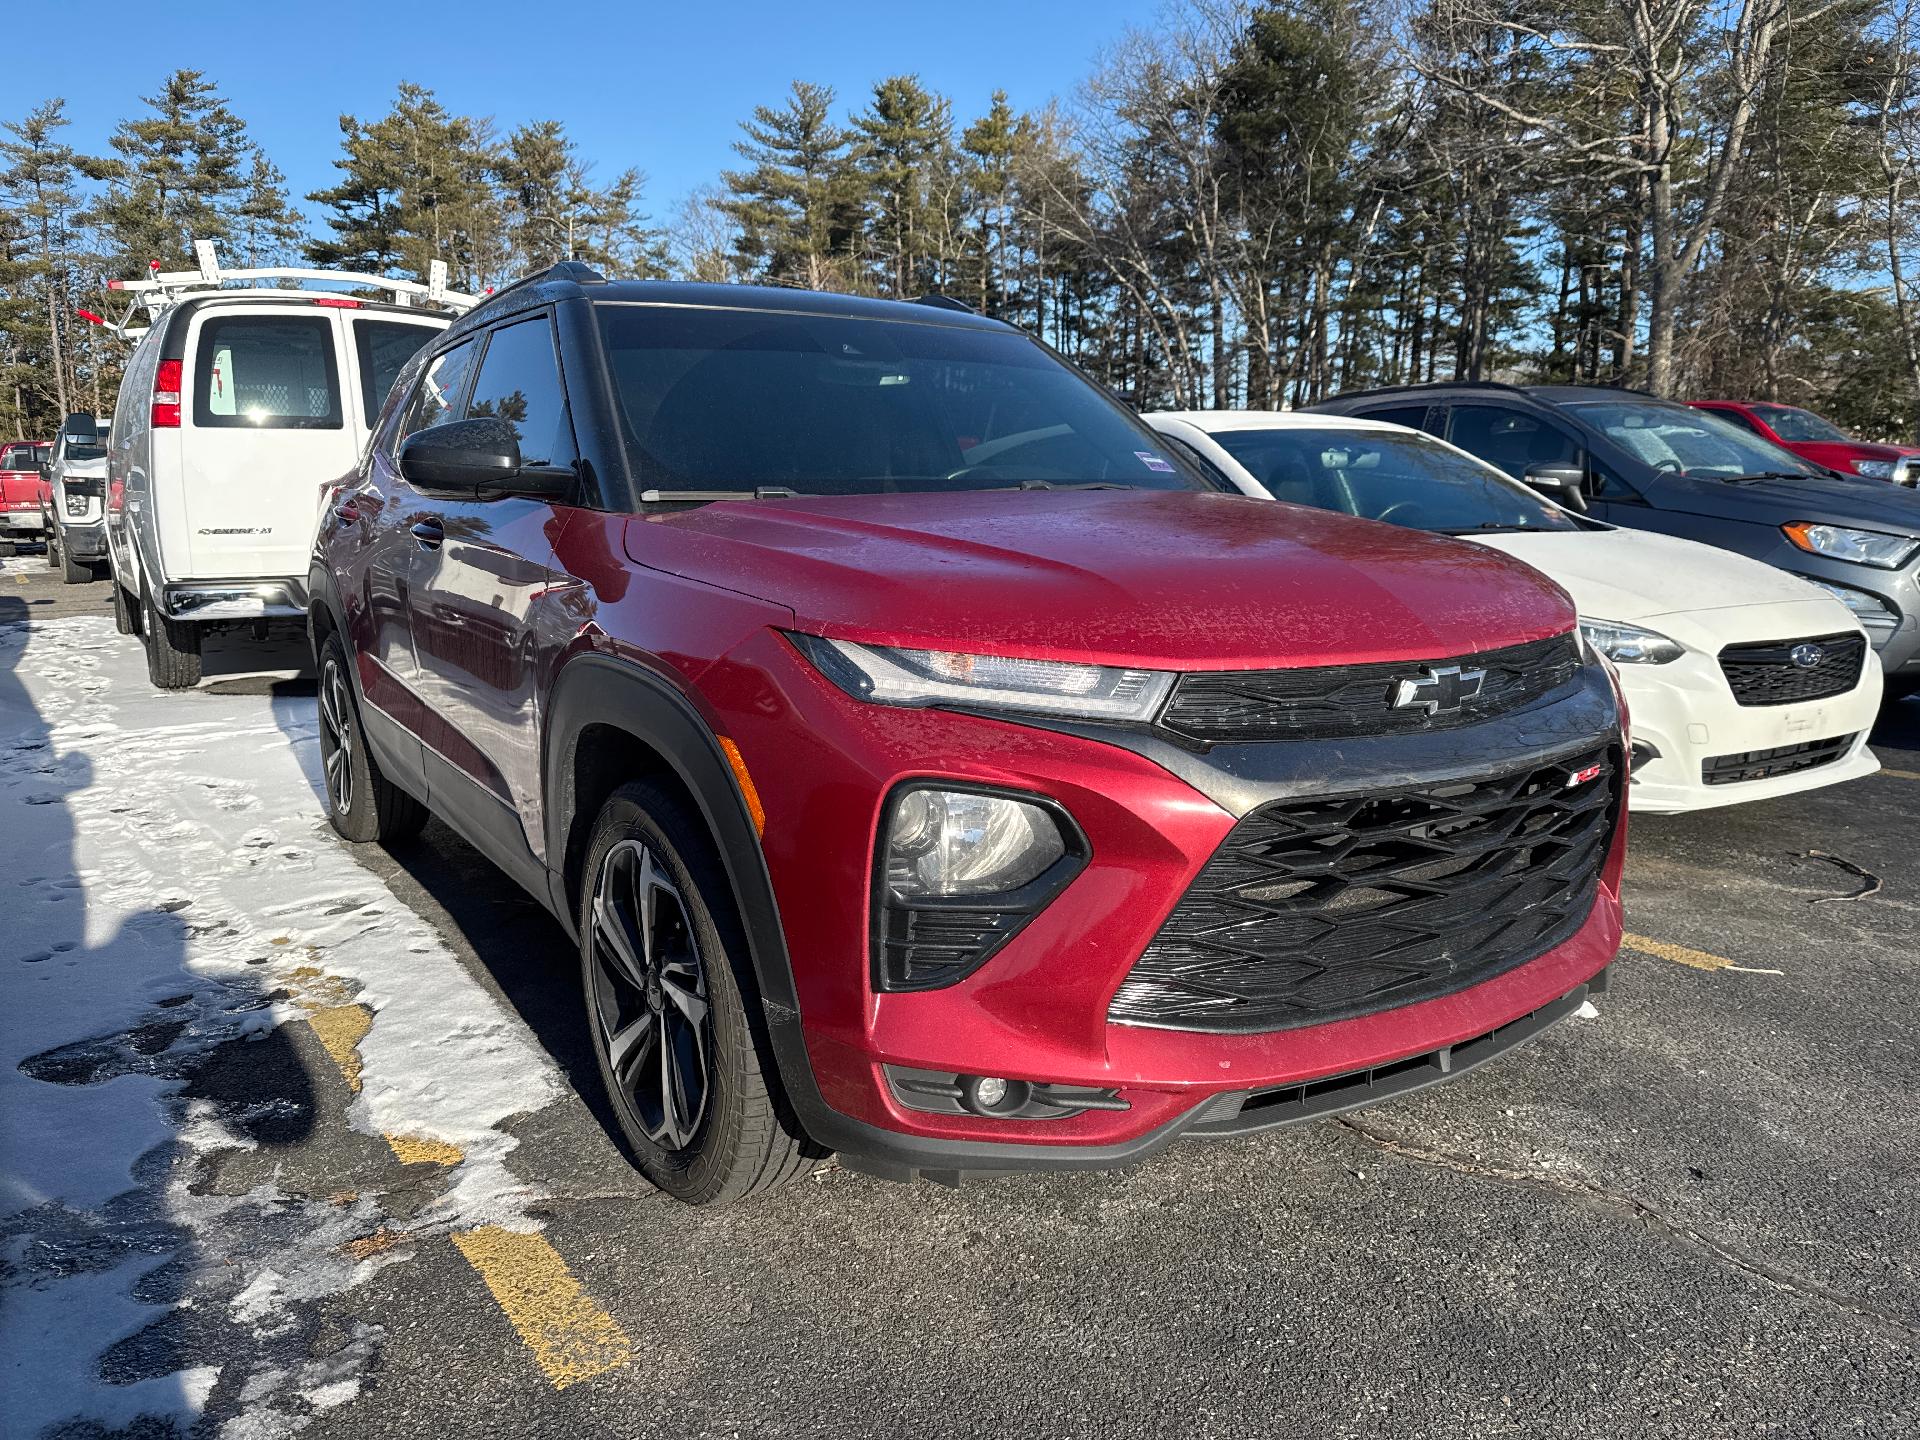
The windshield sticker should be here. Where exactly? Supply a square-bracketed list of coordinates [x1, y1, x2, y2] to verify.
[1135, 450, 1175, 474]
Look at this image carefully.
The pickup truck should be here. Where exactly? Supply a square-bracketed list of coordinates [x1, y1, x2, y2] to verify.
[0, 440, 52, 555]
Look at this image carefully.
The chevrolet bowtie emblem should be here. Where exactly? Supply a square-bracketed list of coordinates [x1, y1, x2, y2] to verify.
[1392, 664, 1487, 715]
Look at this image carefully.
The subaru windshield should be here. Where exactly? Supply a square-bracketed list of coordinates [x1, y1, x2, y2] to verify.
[1569, 400, 1827, 480]
[595, 303, 1210, 497]
[1210, 426, 1582, 534]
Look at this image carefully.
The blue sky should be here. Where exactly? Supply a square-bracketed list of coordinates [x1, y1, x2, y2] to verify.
[15, 0, 1164, 225]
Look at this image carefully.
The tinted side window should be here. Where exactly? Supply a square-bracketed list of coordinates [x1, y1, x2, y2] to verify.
[1358, 405, 1432, 433]
[394, 338, 479, 452]
[1446, 404, 1581, 479]
[1713, 408, 1765, 437]
[193, 314, 342, 429]
[464, 316, 574, 467]
[354, 320, 440, 427]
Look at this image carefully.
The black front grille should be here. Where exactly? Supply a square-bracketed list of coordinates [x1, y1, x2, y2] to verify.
[1718, 632, 1865, 706]
[1109, 744, 1620, 1034]
[1702, 734, 1857, 786]
[1158, 633, 1582, 744]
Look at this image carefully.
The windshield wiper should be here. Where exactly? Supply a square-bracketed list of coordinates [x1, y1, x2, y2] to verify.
[1439, 522, 1540, 534]
[638, 487, 798, 503]
[1722, 471, 1817, 485]
[1002, 480, 1139, 491]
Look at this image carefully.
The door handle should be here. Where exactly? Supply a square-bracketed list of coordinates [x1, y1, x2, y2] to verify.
[411, 519, 445, 550]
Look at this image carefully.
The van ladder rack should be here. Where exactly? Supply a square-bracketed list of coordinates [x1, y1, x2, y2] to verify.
[95, 239, 478, 338]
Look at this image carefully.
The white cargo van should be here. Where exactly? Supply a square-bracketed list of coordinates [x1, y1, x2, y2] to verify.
[103, 245, 472, 688]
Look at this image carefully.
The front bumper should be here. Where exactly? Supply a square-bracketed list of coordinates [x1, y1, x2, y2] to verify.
[725, 634, 1626, 1181]
[159, 577, 308, 622]
[1620, 621, 1884, 815]
[60, 519, 108, 562]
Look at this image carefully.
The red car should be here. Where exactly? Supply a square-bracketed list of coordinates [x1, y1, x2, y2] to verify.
[1688, 400, 1920, 485]
[310, 270, 1627, 1204]
[0, 439, 52, 554]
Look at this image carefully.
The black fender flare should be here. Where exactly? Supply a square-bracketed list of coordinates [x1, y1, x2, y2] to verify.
[542, 653, 833, 1132]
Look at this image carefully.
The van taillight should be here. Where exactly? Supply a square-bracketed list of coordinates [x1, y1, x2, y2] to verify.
[152, 359, 182, 428]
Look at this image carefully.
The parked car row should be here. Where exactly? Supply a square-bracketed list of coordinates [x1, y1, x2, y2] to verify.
[81, 251, 1917, 1208]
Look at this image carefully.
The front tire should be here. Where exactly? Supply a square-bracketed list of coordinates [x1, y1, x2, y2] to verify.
[317, 633, 427, 844]
[141, 588, 202, 690]
[111, 574, 138, 636]
[59, 541, 92, 585]
[579, 782, 815, 1205]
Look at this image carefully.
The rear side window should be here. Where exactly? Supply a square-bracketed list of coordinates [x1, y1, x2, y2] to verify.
[354, 320, 440, 427]
[1446, 404, 1581, 480]
[193, 314, 342, 429]
[1, 445, 39, 469]
[1358, 405, 1432, 433]
[464, 316, 575, 467]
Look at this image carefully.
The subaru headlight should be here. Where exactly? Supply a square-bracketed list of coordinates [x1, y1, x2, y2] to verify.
[1579, 619, 1684, 665]
[1850, 459, 1898, 480]
[789, 633, 1175, 722]
[1782, 521, 1919, 570]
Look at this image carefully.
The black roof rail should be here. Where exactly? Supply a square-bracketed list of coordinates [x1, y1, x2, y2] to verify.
[472, 259, 608, 313]
[914, 292, 976, 314]
[1325, 378, 1532, 404]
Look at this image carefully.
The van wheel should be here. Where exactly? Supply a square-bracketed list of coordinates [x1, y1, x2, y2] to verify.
[141, 589, 202, 690]
[580, 782, 817, 1205]
[111, 577, 138, 636]
[317, 634, 427, 844]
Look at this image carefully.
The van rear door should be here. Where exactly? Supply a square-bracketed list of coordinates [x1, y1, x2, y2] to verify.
[175, 305, 358, 582]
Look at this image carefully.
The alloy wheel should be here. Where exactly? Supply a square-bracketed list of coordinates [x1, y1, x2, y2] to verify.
[319, 658, 354, 815]
[590, 838, 712, 1150]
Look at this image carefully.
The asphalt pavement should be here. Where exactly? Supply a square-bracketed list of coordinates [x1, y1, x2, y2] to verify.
[6, 556, 1917, 1439]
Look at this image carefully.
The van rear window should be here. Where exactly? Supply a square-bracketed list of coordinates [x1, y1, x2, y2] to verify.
[354, 320, 439, 427]
[193, 315, 342, 429]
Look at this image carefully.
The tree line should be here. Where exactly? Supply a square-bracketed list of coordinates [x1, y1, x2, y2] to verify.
[7, 0, 1920, 441]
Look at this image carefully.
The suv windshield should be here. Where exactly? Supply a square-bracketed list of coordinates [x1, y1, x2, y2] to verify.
[1210, 426, 1581, 533]
[64, 443, 106, 463]
[1569, 399, 1823, 479]
[1752, 404, 1850, 443]
[596, 304, 1206, 496]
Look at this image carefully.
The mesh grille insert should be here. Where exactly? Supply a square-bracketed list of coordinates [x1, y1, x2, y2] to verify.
[1110, 744, 1620, 1033]
[1717, 632, 1865, 707]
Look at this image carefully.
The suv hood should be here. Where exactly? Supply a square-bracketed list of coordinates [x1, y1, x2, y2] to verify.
[1648, 469, 1920, 531]
[622, 489, 1576, 669]
[58, 459, 107, 480]
[1470, 526, 1830, 624]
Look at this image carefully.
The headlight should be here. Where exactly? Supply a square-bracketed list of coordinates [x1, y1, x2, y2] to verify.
[789, 633, 1175, 722]
[885, 788, 1065, 899]
[1782, 521, 1919, 570]
[1851, 459, 1898, 480]
[874, 785, 1086, 990]
[1579, 619, 1685, 665]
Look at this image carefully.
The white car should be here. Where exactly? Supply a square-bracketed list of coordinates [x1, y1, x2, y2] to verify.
[102, 243, 470, 689]
[1148, 410, 1883, 814]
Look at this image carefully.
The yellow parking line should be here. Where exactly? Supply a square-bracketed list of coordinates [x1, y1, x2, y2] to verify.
[1880, 767, 1920, 781]
[1622, 932, 1780, 975]
[289, 974, 631, 1389]
[452, 1227, 635, 1389]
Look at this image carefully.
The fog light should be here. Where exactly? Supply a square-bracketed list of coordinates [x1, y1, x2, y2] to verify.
[960, 1074, 1029, 1115]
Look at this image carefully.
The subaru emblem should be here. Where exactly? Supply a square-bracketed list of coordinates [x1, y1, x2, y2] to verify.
[1790, 644, 1824, 670]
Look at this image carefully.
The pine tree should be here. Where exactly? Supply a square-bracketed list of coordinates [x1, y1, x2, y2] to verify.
[854, 76, 949, 296]
[0, 100, 85, 428]
[231, 153, 306, 267]
[308, 84, 500, 287]
[88, 70, 251, 271]
[720, 82, 864, 290]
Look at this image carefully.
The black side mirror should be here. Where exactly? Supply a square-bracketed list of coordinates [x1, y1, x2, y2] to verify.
[398, 417, 573, 501]
[1523, 462, 1589, 512]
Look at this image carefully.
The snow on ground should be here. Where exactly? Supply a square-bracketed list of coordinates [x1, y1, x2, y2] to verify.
[0, 614, 565, 1437]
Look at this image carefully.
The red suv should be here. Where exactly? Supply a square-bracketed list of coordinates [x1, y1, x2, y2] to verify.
[310, 268, 1628, 1204]
[1689, 400, 1920, 485]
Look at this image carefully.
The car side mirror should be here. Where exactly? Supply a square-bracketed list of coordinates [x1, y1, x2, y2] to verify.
[398, 418, 574, 502]
[1523, 462, 1589, 512]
